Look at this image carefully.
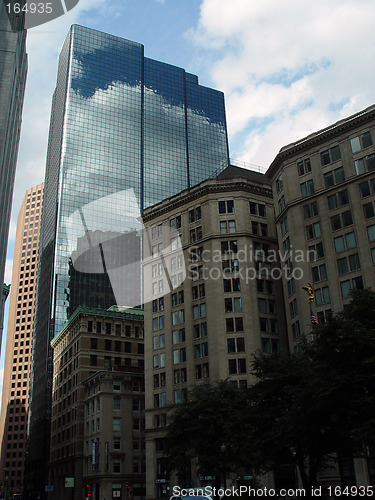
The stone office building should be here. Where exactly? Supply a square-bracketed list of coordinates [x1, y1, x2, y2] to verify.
[266, 105, 375, 351]
[265, 104, 375, 486]
[142, 165, 288, 498]
[49, 306, 145, 500]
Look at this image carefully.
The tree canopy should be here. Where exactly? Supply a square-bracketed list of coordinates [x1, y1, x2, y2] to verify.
[164, 289, 375, 492]
[164, 381, 254, 488]
[249, 289, 375, 489]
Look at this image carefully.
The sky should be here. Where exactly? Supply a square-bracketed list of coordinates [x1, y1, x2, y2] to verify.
[1, 0, 375, 395]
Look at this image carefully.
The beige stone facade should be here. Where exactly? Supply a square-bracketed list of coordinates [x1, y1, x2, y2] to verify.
[49, 307, 145, 500]
[0, 183, 44, 498]
[142, 166, 288, 499]
[265, 105, 375, 485]
[266, 105, 375, 349]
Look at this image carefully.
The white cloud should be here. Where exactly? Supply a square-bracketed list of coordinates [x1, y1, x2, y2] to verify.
[190, 0, 375, 168]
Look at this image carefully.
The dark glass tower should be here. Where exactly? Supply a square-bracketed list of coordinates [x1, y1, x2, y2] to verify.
[26, 25, 229, 498]
[0, 2, 27, 324]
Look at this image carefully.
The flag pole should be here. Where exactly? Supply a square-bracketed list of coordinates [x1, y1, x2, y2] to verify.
[302, 282, 319, 338]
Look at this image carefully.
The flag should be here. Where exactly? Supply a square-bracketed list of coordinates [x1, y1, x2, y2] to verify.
[310, 307, 319, 325]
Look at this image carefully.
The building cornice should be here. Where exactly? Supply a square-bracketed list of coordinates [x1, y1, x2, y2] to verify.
[266, 104, 375, 181]
[51, 305, 144, 347]
[143, 179, 273, 222]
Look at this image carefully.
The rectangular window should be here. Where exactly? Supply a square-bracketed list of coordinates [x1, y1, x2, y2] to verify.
[189, 206, 202, 223]
[368, 224, 375, 242]
[226, 317, 242, 332]
[297, 158, 312, 176]
[258, 298, 267, 313]
[334, 232, 357, 252]
[258, 204, 266, 217]
[349, 253, 361, 271]
[334, 236, 345, 253]
[173, 348, 186, 364]
[280, 217, 288, 236]
[278, 195, 286, 213]
[338, 189, 350, 206]
[306, 222, 321, 240]
[300, 179, 315, 197]
[228, 358, 247, 374]
[153, 355, 159, 368]
[308, 242, 324, 261]
[331, 214, 341, 231]
[359, 181, 371, 198]
[312, 264, 327, 282]
[287, 278, 296, 296]
[345, 232, 357, 249]
[303, 201, 319, 219]
[315, 286, 330, 305]
[225, 318, 234, 333]
[340, 280, 351, 298]
[330, 210, 352, 230]
[320, 145, 341, 166]
[292, 320, 301, 340]
[350, 131, 372, 153]
[337, 257, 349, 275]
[113, 418, 121, 431]
[350, 137, 361, 154]
[172, 309, 184, 325]
[220, 221, 227, 234]
[261, 338, 280, 353]
[276, 173, 283, 193]
[249, 201, 257, 215]
[363, 202, 375, 219]
[355, 154, 375, 175]
[250, 202, 266, 216]
[289, 299, 298, 318]
[190, 226, 203, 243]
[342, 210, 353, 227]
[219, 200, 235, 214]
[324, 166, 345, 187]
[352, 275, 364, 290]
[227, 337, 245, 353]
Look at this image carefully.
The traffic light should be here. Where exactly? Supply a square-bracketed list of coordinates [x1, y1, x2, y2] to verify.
[85, 484, 91, 497]
[125, 482, 132, 497]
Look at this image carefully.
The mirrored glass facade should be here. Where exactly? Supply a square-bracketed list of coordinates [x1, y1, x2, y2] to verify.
[0, 3, 27, 301]
[27, 25, 229, 497]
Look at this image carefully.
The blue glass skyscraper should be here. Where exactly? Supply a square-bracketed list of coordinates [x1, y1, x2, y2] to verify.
[26, 25, 229, 498]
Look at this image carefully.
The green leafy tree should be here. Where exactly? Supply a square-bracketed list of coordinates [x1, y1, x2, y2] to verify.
[164, 291, 375, 495]
[164, 381, 254, 489]
[249, 289, 375, 492]
[304, 289, 375, 452]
